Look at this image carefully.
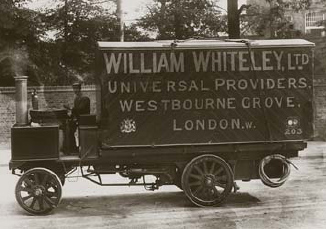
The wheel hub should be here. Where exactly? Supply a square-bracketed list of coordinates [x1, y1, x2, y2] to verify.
[33, 186, 44, 196]
[203, 175, 214, 187]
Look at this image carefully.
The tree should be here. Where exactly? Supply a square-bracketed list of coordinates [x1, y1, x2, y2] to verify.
[41, 0, 147, 85]
[242, 0, 312, 38]
[42, 0, 113, 84]
[0, 0, 46, 86]
[0, 0, 45, 47]
[137, 0, 226, 40]
[0, 0, 147, 86]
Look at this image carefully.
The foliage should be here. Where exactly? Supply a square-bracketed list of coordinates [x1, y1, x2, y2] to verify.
[242, 0, 313, 38]
[43, 0, 113, 84]
[0, 0, 47, 86]
[137, 0, 226, 40]
[40, 0, 147, 85]
[318, 0, 326, 30]
[0, 0, 147, 86]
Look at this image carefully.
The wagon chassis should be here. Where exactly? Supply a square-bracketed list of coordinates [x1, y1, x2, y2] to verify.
[10, 139, 303, 215]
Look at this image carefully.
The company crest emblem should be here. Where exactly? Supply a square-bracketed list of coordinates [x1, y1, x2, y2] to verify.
[120, 119, 136, 133]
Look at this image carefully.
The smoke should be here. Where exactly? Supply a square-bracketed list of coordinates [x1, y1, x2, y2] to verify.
[66, 67, 90, 84]
[0, 47, 30, 77]
[0, 46, 89, 85]
[69, 68, 85, 82]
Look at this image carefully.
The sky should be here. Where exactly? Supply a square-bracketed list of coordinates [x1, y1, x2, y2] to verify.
[29, 0, 247, 24]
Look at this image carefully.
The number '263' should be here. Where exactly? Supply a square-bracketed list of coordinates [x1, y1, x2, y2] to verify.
[285, 128, 303, 135]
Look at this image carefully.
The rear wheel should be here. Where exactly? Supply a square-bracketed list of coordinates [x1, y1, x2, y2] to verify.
[182, 154, 234, 207]
[15, 167, 62, 215]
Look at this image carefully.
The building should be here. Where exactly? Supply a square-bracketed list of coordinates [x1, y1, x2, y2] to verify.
[303, 1, 326, 36]
[246, 0, 326, 37]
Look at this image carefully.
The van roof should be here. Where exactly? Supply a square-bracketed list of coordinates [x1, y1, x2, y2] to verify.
[97, 39, 315, 50]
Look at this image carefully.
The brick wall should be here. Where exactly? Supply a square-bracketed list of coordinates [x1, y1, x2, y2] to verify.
[2, 82, 326, 146]
[0, 85, 97, 147]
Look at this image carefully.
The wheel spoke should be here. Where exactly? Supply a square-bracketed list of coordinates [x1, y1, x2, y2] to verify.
[215, 174, 227, 181]
[189, 173, 202, 180]
[46, 191, 56, 198]
[199, 187, 210, 200]
[206, 188, 217, 200]
[41, 173, 49, 186]
[17, 186, 32, 193]
[211, 187, 222, 198]
[213, 167, 223, 176]
[44, 196, 55, 207]
[38, 197, 45, 211]
[22, 195, 33, 202]
[23, 178, 33, 187]
[30, 197, 37, 209]
[34, 173, 40, 185]
[192, 186, 203, 196]
[197, 189, 207, 199]
[198, 188, 206, 200]
[188, 180, 201, 187]
[209, 162, 216, 174]
[203, 161, 209, 174]
[194, 165, 204, 176]
[215, 181, 226, 188]
[47, 180, 58, 190]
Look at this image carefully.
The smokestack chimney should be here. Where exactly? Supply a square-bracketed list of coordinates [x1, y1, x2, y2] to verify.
[14, 76, 28, 126]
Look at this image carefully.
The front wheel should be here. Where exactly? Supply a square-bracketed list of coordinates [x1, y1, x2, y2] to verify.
[182, 154, 234, 207]
[15, 167, 62, 215]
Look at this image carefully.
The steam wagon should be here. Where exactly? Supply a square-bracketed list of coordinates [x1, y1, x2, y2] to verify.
[9, 39, 314, 215]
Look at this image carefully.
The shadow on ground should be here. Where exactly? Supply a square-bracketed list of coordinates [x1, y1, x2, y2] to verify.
[51, 191, 261, 216]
